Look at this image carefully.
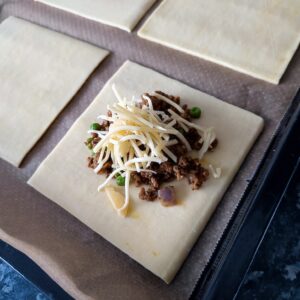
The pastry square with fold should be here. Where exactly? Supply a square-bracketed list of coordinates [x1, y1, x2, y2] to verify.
[35, 0, 156, 32]
[0, 17, 108, 167]
[28, 61, 263, 283]
[138, 0, 300, 84]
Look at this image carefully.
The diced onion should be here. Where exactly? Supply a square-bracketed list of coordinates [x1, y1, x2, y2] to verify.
[209, 164, 222, 178]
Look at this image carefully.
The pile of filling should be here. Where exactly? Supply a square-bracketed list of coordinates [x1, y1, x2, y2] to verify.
[85, 84, 220, 216]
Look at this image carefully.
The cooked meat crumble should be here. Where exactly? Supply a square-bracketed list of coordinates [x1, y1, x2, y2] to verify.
[85, 91, 218, 204]
[139, 187, 158, 201]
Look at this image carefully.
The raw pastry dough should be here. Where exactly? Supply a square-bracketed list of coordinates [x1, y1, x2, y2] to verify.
[0, 17, 108, 167]
[138, 0, 300, 84]
[28, 61, 263, 283]
[35, 0, 157, 32]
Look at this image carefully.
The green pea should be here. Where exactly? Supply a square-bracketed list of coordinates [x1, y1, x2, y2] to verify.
[190, 107, 201, 119]
[116, 175, 125, 186]
[90, 123, 101, 130]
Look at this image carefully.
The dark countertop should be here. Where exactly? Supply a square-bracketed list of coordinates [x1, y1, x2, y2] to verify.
[0, 242, 70, 300]
[0, 257, 48, 300]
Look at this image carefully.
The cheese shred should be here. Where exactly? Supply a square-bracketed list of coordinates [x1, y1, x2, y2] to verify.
[89, 84, 218, 216]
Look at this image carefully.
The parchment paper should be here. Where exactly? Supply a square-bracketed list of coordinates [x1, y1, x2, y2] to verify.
[0, 1, 299, 299]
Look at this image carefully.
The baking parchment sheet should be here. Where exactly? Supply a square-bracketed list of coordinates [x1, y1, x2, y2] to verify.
[0, 1, 299, 299]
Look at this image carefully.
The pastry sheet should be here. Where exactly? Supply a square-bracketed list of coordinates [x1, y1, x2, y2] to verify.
[0, 16, 108, 167]
[28, 61, 263, 283]
[35, 0, 157, 32]
[0, 1, 300, 299]
[138, 0, 300, 84]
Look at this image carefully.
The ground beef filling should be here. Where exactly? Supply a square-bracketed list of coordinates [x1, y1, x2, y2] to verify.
[86, 91, 218, 202]
[133, 156, 210, 200]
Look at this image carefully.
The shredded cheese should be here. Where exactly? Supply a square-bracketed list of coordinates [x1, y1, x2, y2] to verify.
[89, 84, 219, 216]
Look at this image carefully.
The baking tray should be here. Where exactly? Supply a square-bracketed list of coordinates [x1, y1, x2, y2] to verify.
[0, 1, 300, 298]
[0, 91, 299, 300]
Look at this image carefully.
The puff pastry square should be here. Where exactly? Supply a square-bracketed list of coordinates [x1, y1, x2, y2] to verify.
[138, 0, 300, 83]
[35, 0, 156, 32]
[28, 61, 263, 283]
[0, 17, 108, 166]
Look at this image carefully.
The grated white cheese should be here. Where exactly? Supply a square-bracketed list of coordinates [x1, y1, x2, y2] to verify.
[89, 84, 219, 216]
